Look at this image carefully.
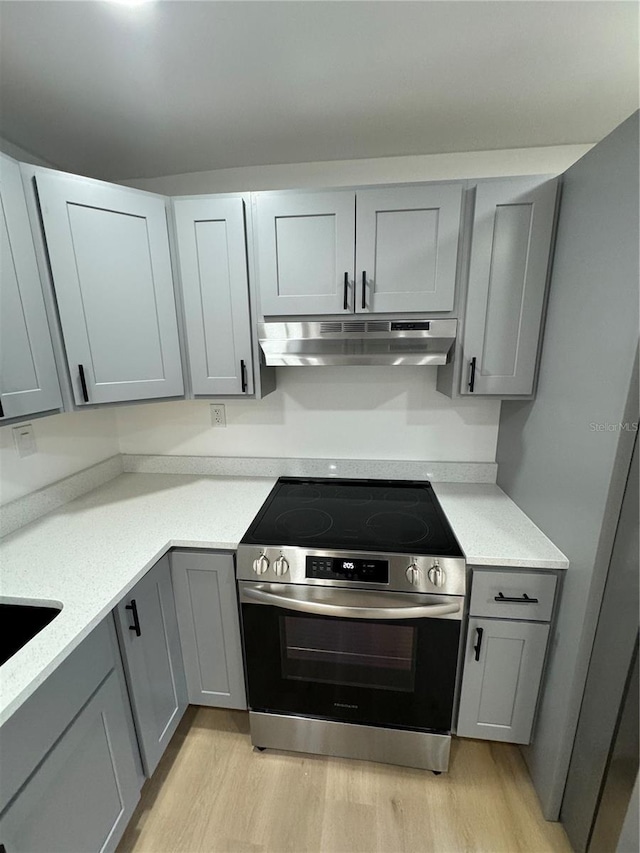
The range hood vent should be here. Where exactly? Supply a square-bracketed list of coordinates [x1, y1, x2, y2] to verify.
[259, 319, 457, 367]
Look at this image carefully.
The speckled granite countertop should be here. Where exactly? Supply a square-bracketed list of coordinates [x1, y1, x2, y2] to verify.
[0, 472, 567, 726]
[431, 482, 569, 570]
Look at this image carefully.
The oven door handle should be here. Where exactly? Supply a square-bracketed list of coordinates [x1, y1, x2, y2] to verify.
[241, 586, 461, 620]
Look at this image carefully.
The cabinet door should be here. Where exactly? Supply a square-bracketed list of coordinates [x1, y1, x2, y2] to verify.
[461, 177, 558, 396]
[456, 617, 549, 744]
[35, 171, 184, 405]
[173, 197, 253, 395]
[356, 185, 463, 313]
[115, 555, 188, 776]
[0, 669, 140, 853]
[255, 191, 355, 316]
[0, 155, 62, 420]
[171, 551, 247, 710]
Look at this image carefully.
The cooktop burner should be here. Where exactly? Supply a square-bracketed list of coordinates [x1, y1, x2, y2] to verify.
[241, 477, 462, 556]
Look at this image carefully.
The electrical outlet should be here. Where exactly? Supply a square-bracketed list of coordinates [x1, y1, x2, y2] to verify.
[13, 424, 37, 458]
[210, 404, 226, 428]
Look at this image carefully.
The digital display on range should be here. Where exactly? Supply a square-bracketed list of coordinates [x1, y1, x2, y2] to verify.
[306, 556, 388, 583]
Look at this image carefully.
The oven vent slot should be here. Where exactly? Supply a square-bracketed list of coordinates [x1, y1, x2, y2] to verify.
[342, 321, 367, 333]
[366, 321, 391, 333]
[320, 322, 342, 334]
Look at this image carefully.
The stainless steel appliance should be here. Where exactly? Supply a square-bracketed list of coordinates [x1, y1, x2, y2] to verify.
[258, 319, 457, 366]
[236, 477, 466, 772]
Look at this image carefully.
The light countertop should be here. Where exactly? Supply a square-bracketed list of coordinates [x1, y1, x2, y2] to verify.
[432, 482, 569, 570]
[0, 472, 567, 726]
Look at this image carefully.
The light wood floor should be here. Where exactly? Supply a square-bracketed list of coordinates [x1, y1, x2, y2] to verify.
[118, 707, 571, 853]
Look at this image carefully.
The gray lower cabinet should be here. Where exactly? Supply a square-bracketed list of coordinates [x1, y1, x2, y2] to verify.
[456, 567, 559, 744]
[0, 619, 140, 853]
[115, 554, 188, 776]
[171, 550, 247, 710]
[0, 670, 140, 853]
[459, 176, 558, 396]
[0, 154, 62, 421]
[172, 196, 254, 396]
[34, 168, 184, 405]
[456, 617, 550, 744]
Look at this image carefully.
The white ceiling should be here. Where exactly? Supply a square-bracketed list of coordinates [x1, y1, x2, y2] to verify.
[0, 1, 637, 181]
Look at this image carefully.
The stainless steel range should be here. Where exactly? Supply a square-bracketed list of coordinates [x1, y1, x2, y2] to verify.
[236, 477, 466, 772]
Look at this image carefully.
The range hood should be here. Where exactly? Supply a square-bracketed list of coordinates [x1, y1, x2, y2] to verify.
[258, 319, 457, 367]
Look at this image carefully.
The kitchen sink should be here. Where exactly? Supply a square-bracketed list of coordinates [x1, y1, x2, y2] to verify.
[1, 601, 62, 666]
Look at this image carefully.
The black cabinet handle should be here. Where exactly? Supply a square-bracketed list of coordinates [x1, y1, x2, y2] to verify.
[468, 357, 477, 393]
[343, 272, 349, 310]
[494, 592, 539, 604]
[78, 364, 89, 403]
[473, 627, 484, 661]
[361, 270, 367, 310]
[0, 399, 4, 418]
[125, 599, 141, 637]
[240, 359, 247, 393]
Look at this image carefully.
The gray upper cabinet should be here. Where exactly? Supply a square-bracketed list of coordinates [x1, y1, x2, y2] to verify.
[0, 155, 62, 420]
[461, 176, 558, 396]
[171, 550, 247, 710]
[254, 185, 463, 317]
[173, 196, 254, 396]
[254, 190, 356, 316]
[115, 555, 188, 777]
[355, 185, 462, 313]
[35, 170, 184, 405]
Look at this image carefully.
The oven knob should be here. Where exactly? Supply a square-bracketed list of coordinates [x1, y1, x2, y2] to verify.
[252, 553, 270, 575]
[273, 556, 290, 576]
[405, 563, 421, 586]
[428, 561, 446, 588]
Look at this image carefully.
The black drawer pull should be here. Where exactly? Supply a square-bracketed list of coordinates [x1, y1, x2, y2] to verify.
[361, 270, 367, 309]
[78, 364, 89, 403]
[468, 357, 477, 392]
[125, 599, 141, 636]
[240, 359, 248, 393]
[494, 592, 539, 604]
[473, 627, 484, 661]
[343, 272, 349, 310]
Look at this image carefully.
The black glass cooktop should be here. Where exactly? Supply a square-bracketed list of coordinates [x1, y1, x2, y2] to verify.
[241, 477, 462, 556]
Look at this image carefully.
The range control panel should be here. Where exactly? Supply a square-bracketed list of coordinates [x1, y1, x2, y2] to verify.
[306, 556, 389, 584]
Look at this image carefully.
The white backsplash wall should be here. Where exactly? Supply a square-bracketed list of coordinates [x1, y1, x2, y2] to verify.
[115, 367, 501, 462]
[0, 408, 119, 505]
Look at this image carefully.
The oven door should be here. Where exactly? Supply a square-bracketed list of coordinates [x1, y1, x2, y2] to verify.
[239, 582, 462, 733]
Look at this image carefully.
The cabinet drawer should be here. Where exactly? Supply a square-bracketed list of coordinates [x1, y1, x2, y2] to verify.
[470, 570, 557, 621]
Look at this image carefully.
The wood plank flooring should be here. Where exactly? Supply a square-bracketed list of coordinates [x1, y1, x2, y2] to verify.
[118, 707, 571, 853]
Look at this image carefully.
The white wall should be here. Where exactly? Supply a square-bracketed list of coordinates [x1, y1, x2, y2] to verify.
[115, 368, 500, 462]
[0, 136, 58, 168]
[122, 144, 592, 195]
[0, 409, 119, 505]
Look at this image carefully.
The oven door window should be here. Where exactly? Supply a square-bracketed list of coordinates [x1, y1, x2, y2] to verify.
[242, 602, 460, 733]
[281, 615, 416, 692]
